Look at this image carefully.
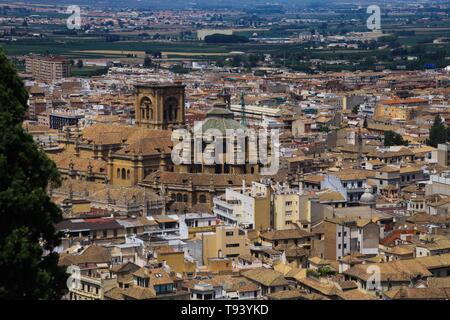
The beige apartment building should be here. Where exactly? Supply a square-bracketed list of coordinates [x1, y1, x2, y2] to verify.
[25, 54, 70, 81]
[273, 188, 302, 230]
[201, 225, 249, 266]
[213, 181, 301, 231]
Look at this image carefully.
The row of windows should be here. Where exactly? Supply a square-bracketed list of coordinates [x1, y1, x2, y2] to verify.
[92, 229, 119, 239]
[170, 193, 207, 203]
[117, 168, 131, 180]
[410, 202, 424, 210]
[343, 181, 363, 188]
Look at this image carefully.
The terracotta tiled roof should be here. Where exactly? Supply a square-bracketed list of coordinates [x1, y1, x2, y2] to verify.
[242, 268, 289, 287]
[260, 229, 313, 241]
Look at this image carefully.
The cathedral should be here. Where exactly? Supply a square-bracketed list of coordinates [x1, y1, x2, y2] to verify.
[49, 82, 285, 213]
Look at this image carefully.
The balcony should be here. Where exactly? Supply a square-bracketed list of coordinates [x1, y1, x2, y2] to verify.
[213, 197, 240, 211]
[213, 207, 238, 223]
[71, 287, 101, 300]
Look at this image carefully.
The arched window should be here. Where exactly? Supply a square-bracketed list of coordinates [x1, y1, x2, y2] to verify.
[121, 168, 126, 180]
[199, 194, 207, 203]
[140, 97, 153, 121]
[183, 194, 188, 203]
[176, 193, 182, 202]
[251, 167, 255, 174]
[164, 97, 178, 122]
[170, 193, 176, 200]
[117, 168, 120, 178]
[126, 169, 130, 180]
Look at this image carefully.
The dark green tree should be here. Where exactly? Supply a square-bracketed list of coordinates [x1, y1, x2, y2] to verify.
[143, 56, 153, 68]
[427, 115, 447, 147]
[384, 130, 408, 147]
[0, 49, 66, 299]
[231, 55, 242, 68]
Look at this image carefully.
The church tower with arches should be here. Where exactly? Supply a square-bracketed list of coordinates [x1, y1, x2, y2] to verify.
[134, 83, 185, 130]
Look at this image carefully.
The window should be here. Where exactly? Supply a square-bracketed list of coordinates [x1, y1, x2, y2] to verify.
[117, 168, 120, 178]
[127, 169, 130, 180]
[121, 168, 126, 180]
[199, 194, 207, 203]
[338, 232, 341, 237]
[226, 243, 240, 248]
[338, 244, 341, 249]
[226, 231, 234, 236]
[103, 230, 107, 238]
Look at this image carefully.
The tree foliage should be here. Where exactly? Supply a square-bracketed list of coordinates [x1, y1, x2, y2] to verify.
[204, 33, 249, 43]
[384, 130, 408, 147]
[0, 49, 66, 299]
[143, 56, 153, 68]
[427, 115, 447, 147]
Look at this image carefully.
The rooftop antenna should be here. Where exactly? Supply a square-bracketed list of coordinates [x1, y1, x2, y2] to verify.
[240, 91, 247, 126]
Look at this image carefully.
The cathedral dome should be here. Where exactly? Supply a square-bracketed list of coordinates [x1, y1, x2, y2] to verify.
[359, 186, 376, 205]
[202, 103, 247, 134]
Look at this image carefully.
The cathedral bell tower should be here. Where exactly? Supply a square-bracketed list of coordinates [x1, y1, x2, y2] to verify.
[134, 83, 185, 130]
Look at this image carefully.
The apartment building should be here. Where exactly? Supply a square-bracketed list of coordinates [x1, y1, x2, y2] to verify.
[426, 171, 450, 197]
[374, 98, 427, 121]
[272, 184, 302, 230]
[212, 181, 270, 230]
[372, 165, 424, 195]
[213, 181, 302, 231]
[25, 54, 70, 81]
[321, 169, 368, 205]
[437, 143, 450, 167]
[322, 218, 380, 260]
[201, 225, 249, 266]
